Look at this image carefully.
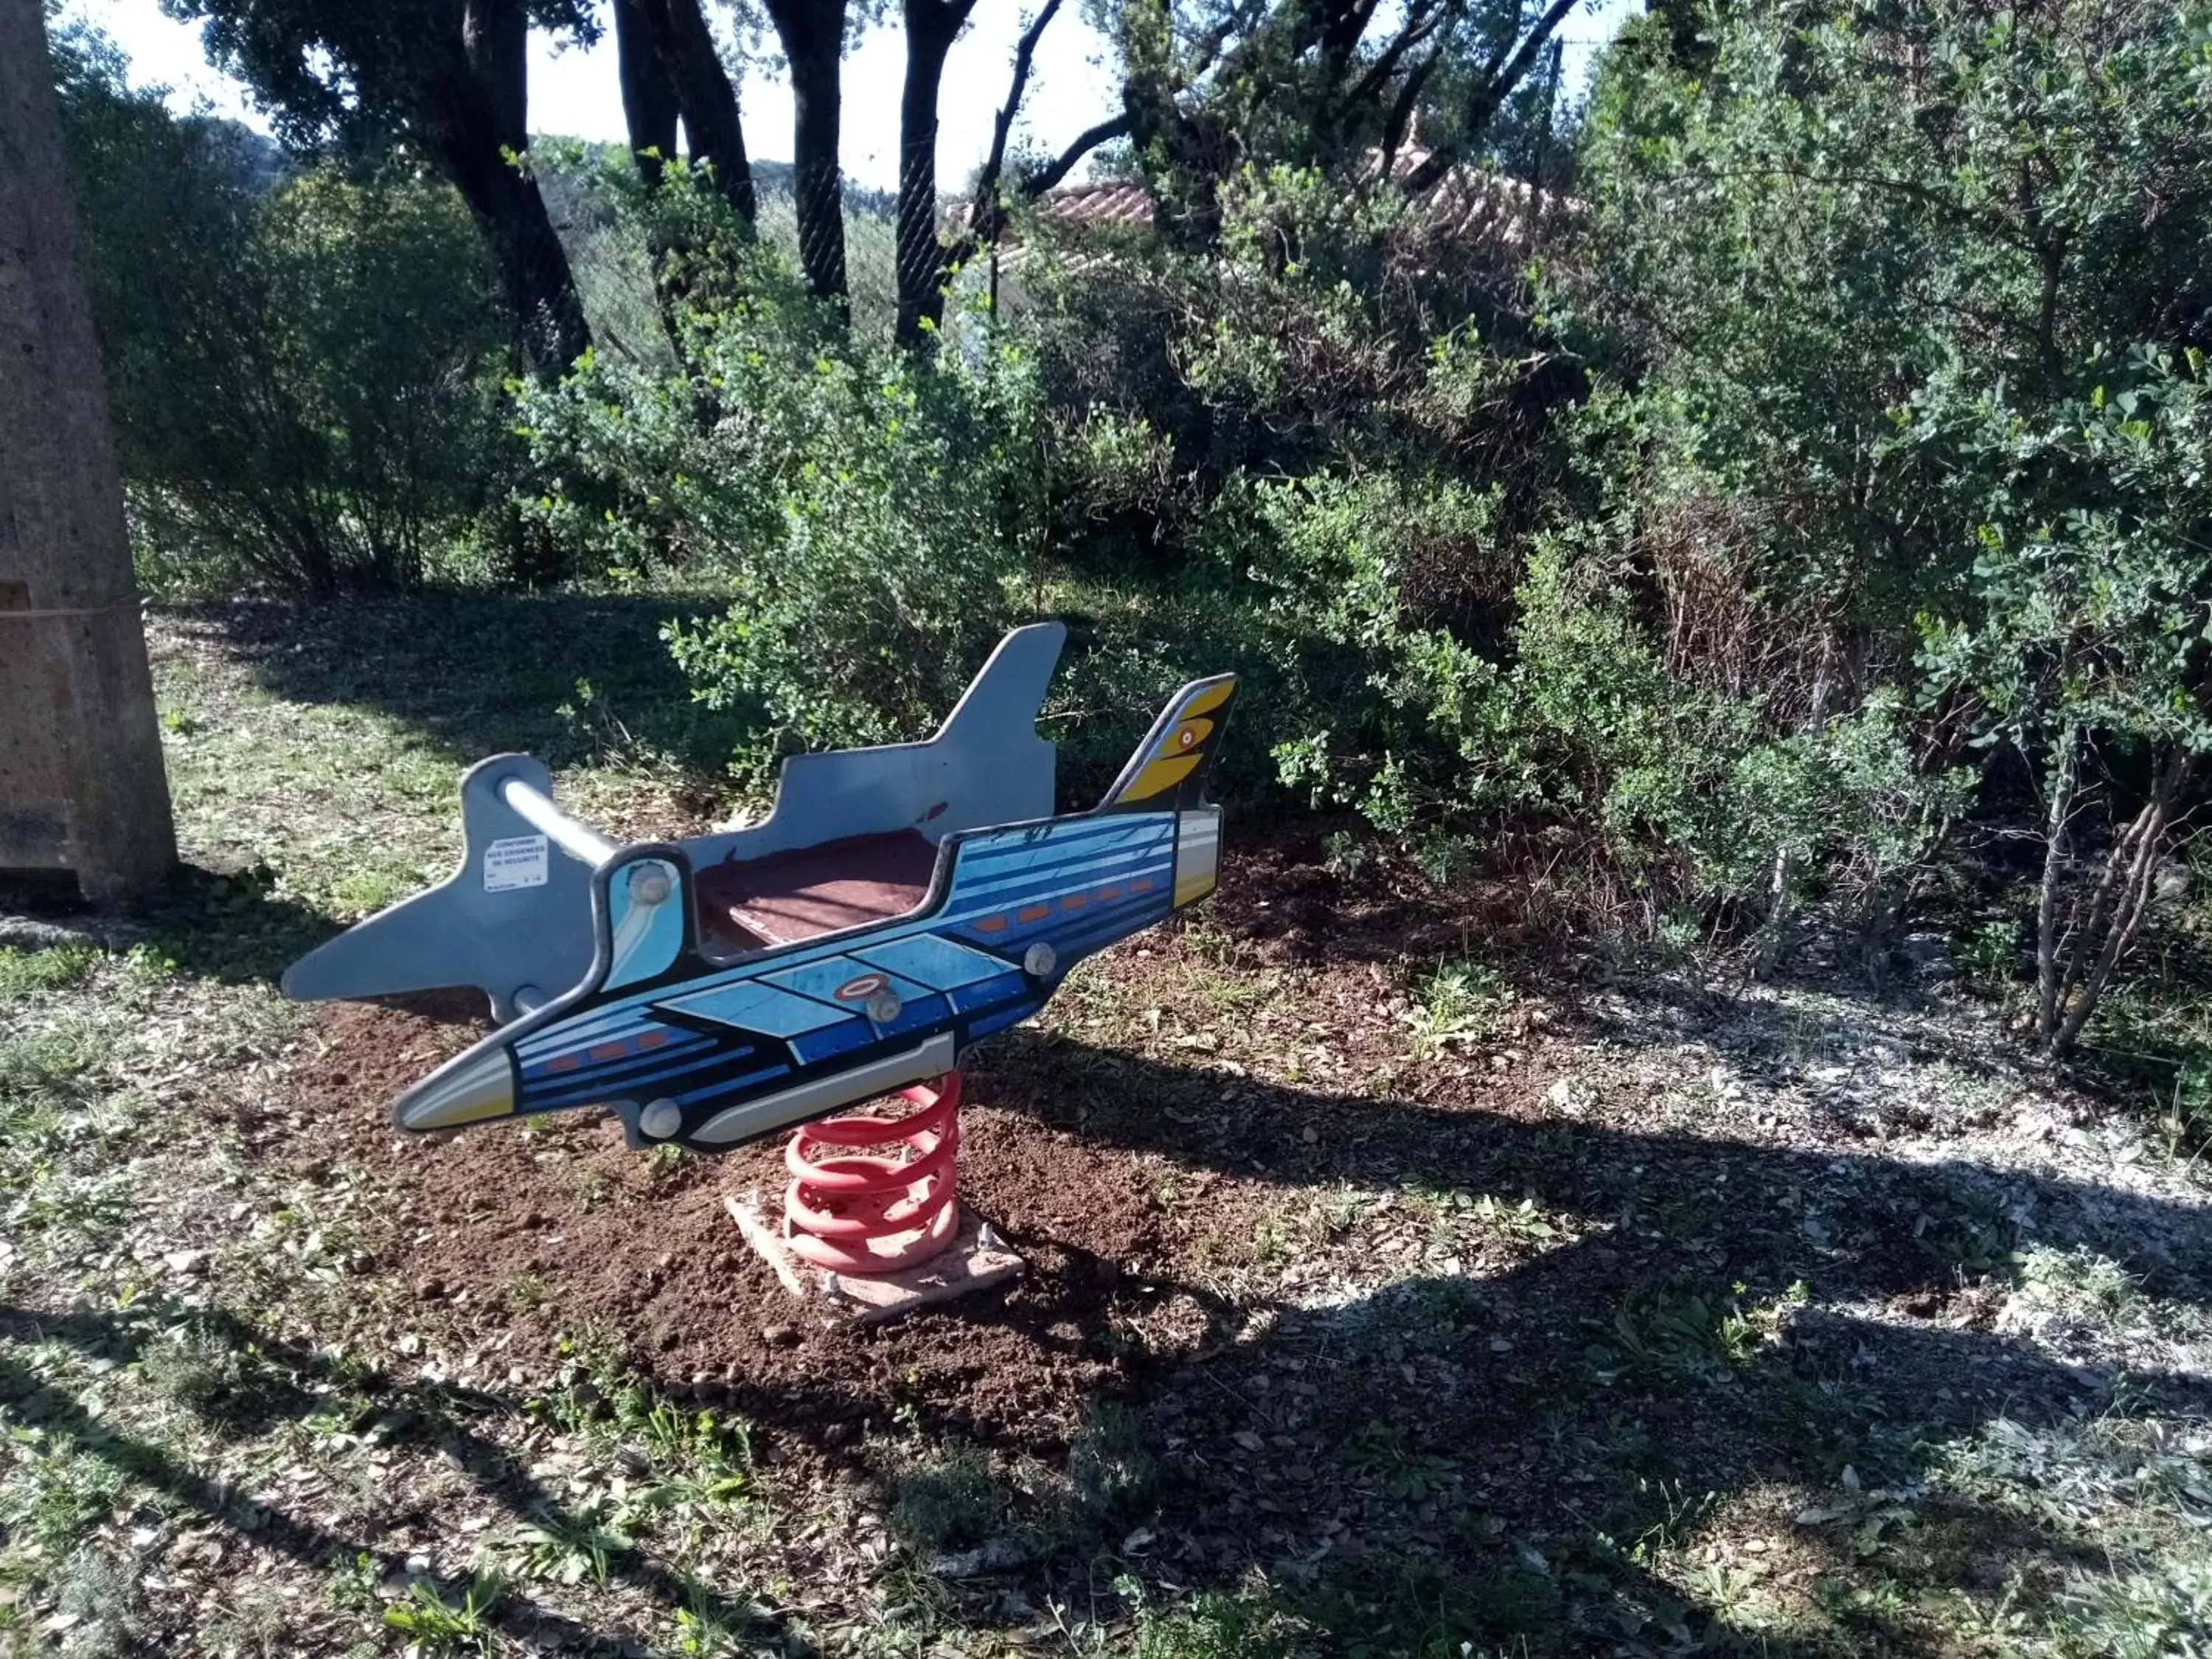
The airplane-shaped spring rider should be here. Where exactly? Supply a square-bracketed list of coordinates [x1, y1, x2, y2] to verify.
[284, 622, 1235, 1277]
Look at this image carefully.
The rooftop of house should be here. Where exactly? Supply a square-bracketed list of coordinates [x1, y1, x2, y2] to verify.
[969, 148, 1565, 260]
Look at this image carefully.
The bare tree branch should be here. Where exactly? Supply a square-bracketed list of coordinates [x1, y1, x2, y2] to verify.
[1184, 0, 1272, 79]
[1402, 0, 1582, 192]
[946, 7, 1129, 273]
[965, 0, 1068, 242]
[1347, 0, 1452, 109]
[1380, 41, 1444, 178]
[1021, 112, 1135, 199]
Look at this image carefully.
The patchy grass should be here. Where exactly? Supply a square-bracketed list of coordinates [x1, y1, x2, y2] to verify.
[380, 1570, 507, 1655]
[1400, 955, 1516, 1055]
[0, 942, 101, 1000]
[1069, 1399, 1158, 1520]
[890, 1445, 1005, 1554]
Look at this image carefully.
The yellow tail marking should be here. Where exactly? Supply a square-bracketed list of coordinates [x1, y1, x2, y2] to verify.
[1182, 681, 1234, 718]
[1121, 753, 1203, 801]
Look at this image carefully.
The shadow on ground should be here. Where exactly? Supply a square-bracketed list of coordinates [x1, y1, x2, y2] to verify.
[180, 593, 751, 775]
[11, 1018, 2207, 1652]
[0, 864, 333, 989]
[704, 1031, 2212, 1654]
[0, 1301, 801, 1656]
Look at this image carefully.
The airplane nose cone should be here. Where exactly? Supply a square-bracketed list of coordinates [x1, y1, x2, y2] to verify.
[395, 1046, 516, 1132]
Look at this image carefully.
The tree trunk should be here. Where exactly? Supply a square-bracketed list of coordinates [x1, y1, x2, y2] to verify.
[2034, 726, 2079, 1044]
[0, 0, 178, 901]
[895, 0, 973, 346]
[765, 0, 849, 306]
[427, 0, 592, 371]
[613, 0, 681, 189]
[641, 0, 756, 223]
[1121, 76, 1228, 249]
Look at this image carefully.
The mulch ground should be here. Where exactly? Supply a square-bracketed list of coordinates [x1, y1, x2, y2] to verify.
[264, 843, 2206, 1621]
[287, 989, 1206, 1458]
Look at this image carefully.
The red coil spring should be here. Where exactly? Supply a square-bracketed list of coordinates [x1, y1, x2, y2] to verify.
[781, 1071, 962, 1274]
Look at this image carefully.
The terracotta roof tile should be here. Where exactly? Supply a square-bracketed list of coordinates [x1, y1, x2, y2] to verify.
[967, 150, 1569, 257]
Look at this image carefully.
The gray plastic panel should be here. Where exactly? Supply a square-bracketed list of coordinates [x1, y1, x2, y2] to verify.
[280, 754, 600, 1023]
[682, 621, 1065, 869]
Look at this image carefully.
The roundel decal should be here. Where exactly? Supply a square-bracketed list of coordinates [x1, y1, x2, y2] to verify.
[1159, 715, 1214, 758]
[835, 972, 889, 1002]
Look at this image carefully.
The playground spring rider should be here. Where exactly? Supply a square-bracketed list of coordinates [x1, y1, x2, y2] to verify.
[284, 624, 1237, 1275]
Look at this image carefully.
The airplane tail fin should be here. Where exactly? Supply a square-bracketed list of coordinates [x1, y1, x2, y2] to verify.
[1099, 674, 1239, 815]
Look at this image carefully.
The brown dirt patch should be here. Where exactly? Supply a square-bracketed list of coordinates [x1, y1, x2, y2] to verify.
[277, 990, 1262, 1467]
[262, 844, 1595, 1492]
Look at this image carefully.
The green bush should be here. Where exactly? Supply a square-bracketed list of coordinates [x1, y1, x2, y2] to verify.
[514, 257, 1045, 779]
[56, 31, 511, 591]
[1556, 0, 2212, 997]
[37, 0, 2212, 1069]
[1007, 159, 1573, 802]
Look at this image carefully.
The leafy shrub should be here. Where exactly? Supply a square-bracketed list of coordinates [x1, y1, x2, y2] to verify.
[56, 32, 512, 591]
[1565, 0, 2212, 1006]
[515, 257, 1043, 779]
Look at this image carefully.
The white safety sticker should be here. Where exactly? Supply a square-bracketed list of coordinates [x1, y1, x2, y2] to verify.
[484, 834, 550, 892]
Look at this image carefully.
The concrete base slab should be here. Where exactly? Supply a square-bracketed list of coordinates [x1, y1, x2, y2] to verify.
[724, 1192, 1023, 1326]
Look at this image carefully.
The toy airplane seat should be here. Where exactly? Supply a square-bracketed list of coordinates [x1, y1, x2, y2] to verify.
[282, 622, 1238, 1175]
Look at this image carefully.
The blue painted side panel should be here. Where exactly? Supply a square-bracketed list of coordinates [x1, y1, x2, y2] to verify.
[524, 1042, 755, 1111]
[513, 809, 1176, 1075]
[671, 1064, 788, 1107]
[758, 956, 933, 1012]
[788, 1019, 882, 1067]
[965, 999, 1047, 1041]
[492, 808, 1176, 1129]
[520, 1029, 718, 1087]
[948, 972, 1029, 1015]
[651, 978, 852, 1038]
[849, 933, 1010, 991]
[865, 991, 953, 1041]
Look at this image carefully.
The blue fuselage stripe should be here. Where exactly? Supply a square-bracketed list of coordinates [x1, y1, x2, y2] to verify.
[1043, 897, 1177, 961]
[959, 818, 1167, 866]
[522, 1032, 719, 1084]
[672, 1064, 790, 1107]
[523, 1041, 792, 1110]
[964, 999, 1046, 1040]
[950, 847, 1173, 910]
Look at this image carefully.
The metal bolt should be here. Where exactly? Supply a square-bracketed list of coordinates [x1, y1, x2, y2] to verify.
[863, 989, 902, 1025]
[1023, 941, 1057, 979]
[628, 864, 672, 906]
[640, 1098, 682, 1139]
